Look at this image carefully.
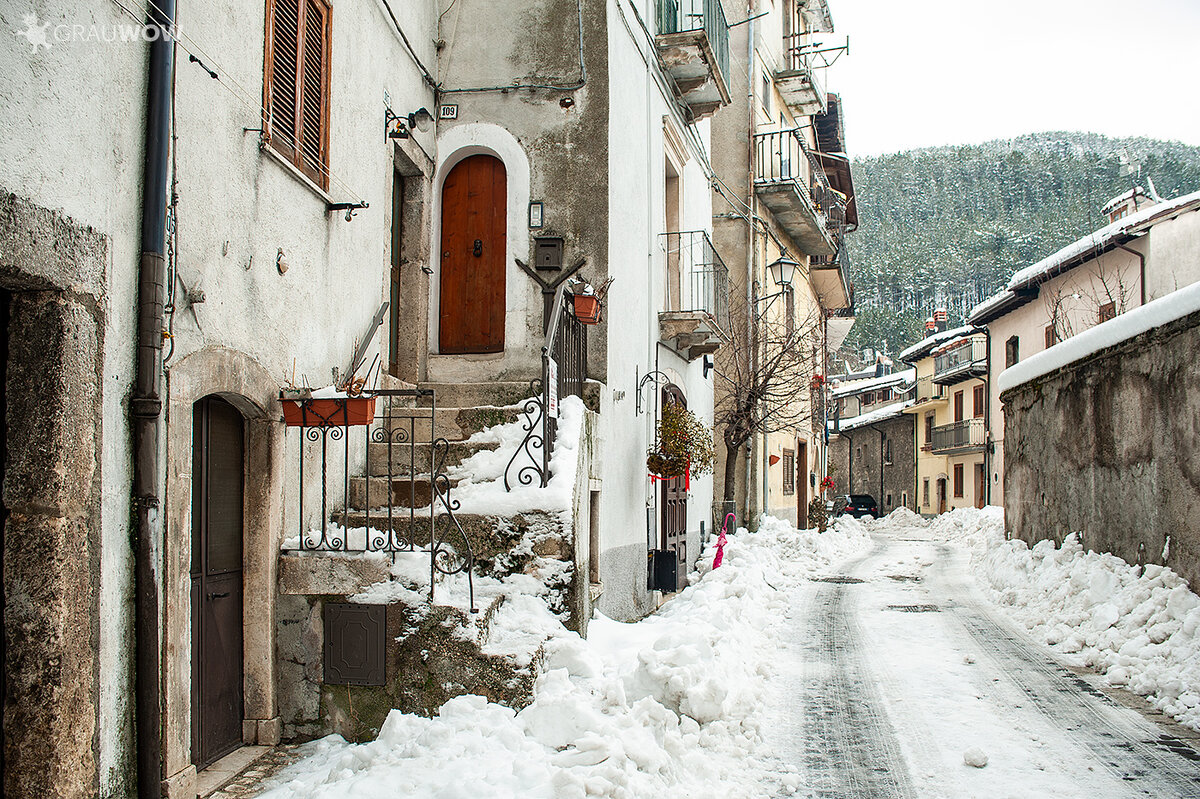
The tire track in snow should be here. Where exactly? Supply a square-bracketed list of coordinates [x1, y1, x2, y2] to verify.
[932, 544, 1200, 798]
[795, 542, 917, 799]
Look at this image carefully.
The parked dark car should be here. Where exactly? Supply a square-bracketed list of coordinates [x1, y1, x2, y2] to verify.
[834, 494, 879, 519]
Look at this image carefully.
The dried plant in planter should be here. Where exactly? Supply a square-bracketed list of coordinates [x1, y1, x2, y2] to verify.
[647, 402, 716, 479]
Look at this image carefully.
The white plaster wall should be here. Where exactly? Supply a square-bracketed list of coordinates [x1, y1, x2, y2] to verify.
[0, 3, 147, 792]
[1147, 210, 1200, 301]
[602, 0, 717, 618]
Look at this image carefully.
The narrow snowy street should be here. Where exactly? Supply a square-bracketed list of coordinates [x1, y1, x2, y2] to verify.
[766, 524, 1200, 799]
[246, 509, 1200, 799]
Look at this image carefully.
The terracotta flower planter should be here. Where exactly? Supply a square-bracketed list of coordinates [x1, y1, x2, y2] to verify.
[281, 396, 376, 427]
[573, 294, 601, 325]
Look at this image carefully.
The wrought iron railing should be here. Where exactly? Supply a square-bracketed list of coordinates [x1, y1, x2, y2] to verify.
[656, 0, 730, 84]
[283, 389, 474, 607]
[934, 338, 987, 378]
[754, 129, 846, 234]
[781, 32, 818, 74]
[505, 283, 588, 490]
[660, 230, 730, 334]
[931, 418, 985, 453]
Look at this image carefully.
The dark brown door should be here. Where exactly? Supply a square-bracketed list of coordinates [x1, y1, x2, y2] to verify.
[797, 440, 807, 529]
[975, 463, 986, 509]
[439, 154, 507, 354]
[191, 396, 245, 769]
[936, 478, 947, 514]
[389, 168, 404, 376]
[660, 386, 688, 591]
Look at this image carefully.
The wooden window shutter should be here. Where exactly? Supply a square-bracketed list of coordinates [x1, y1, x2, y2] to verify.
[265, 0, 331, 188]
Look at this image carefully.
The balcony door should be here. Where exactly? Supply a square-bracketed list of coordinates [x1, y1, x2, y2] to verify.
[439, 154, 507, 354]
[664, 151, 681, 311]
[796, 440, 808, 529]
[954, 390, 964, 422]
[191, 396, 245, 769]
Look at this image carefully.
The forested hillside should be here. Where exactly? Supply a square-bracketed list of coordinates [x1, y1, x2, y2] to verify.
[843, 132, 1200, 354]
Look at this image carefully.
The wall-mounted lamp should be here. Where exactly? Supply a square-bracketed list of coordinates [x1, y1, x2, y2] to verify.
[385, 107, 434, 140]
[755, 255, 801, 316]
[703, 354, 714, 379]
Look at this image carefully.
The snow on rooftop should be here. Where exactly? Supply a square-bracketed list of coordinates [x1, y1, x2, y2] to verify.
[830, 368, 916, 398]
[998, 281, 1200, 394]
[1100, 186, 1147, 215]
[967, 289, 1017, 324]
[829, 399, 915, 432]
[897, 325, 978, 362]
[1007, 189, 1200, 291]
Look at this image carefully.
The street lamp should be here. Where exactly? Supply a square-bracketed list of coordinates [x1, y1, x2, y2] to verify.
[755, 255, 800, 316]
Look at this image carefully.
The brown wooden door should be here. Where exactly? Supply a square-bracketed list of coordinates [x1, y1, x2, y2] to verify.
[439, 154, 507, 354]
[797, 440, 808, 529]
[936, 478, 947, 514]
[191, 396, 245, 769]
[660, 386, 688, 591]
[975, 463, 986, 509]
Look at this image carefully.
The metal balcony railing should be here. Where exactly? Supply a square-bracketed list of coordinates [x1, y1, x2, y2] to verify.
[931, 418, 985, 453]
[754, 129, 846, 230]
[781, 32, 818, 75]
[914, 375, 946, 403]
[661, 230, 730, 334]
[656, 0, 730, 85]
[934, 338, 987, 378]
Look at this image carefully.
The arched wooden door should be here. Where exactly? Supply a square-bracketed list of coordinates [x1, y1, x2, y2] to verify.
[439, 154, 507, 354]
[660, 385, 688, 591]
[191, 396, 245, 769]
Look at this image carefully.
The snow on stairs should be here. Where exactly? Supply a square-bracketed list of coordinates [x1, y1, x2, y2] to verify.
[320, 381, 575, 741]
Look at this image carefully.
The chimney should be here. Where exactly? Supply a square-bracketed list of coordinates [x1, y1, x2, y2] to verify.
[924, 317, 936, 338]
[934, 309, 948, 333]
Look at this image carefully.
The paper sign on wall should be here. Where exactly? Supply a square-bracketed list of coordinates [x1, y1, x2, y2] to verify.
[547, 358, 559, 419]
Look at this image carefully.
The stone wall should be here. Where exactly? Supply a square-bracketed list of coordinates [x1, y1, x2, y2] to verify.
[829, 413, 917, 514]
[1002, 308, 1200, 589]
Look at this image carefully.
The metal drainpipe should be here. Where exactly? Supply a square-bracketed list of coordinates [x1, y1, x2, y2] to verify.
[745, 1, 757, 524]
[133, 1, 175, 795]
[1116, 242, 1147, 306]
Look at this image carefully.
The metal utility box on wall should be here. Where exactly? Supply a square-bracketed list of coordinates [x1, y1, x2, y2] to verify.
[648, 549, 677, 592]
[323, 602, 386, 686]
[534, 237, 564, 271]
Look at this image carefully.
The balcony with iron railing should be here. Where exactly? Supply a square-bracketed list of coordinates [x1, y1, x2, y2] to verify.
[933, 337, 987, 385]
[659, 230, 730, 360]
[931, 418, 985, 454]
[754, 129, 842, 258]
[774, 33, 827, 116]
[654, 0, 731, 119]
[912, 375, 948, 405]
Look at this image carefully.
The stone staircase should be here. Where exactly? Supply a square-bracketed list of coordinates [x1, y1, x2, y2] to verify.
[280, 380, 579, 743]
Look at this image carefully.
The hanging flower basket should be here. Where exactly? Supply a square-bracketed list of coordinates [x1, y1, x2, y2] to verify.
[573, 294, 601, 325]
[647, 402, 715, 480]
[280, 395, 377, 427]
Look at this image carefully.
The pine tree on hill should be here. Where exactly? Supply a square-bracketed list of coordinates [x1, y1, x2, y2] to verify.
[843, 132, 1200, 357]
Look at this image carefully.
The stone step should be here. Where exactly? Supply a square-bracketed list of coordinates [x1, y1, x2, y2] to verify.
[348, 474, 463, 509]
[331, 510, 572, 567]
[365, 439, 500, 476]
[372, 405, 523, 443]
[416, 381, 536, 409]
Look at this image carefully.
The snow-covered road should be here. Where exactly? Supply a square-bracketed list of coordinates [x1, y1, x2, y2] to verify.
[247, 509, 1200, 799]
[765, 527, 1200, 798]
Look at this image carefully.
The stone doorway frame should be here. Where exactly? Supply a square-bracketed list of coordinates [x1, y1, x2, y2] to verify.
[162, 346, 285, 797]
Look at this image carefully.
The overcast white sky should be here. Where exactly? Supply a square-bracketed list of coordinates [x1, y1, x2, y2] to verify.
[825, 0, 1200, 156]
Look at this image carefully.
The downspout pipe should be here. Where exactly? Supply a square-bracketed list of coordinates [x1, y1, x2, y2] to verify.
[133, 2, 176, 796]
[1116, 242, 1147, 306]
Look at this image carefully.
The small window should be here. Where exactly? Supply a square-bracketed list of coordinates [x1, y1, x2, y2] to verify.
[265, 0, 333, 189]
[953, 464, 964, 498]
[901, 491, 909, 509]
[782, 449, 795, 495]
[1045, 324, 1058, 349]
[922, 479, 930, 507]
[884, 437, 893, 464]
[862, 391, 875, 406]
[973, 385, 985, 418]
[1005, 335, 1019, 368]
[761, 72, 772, 114]
[925, 413, 934, 446]
[886, 493, 893, 509]
[1099, 302, 1116, 323]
